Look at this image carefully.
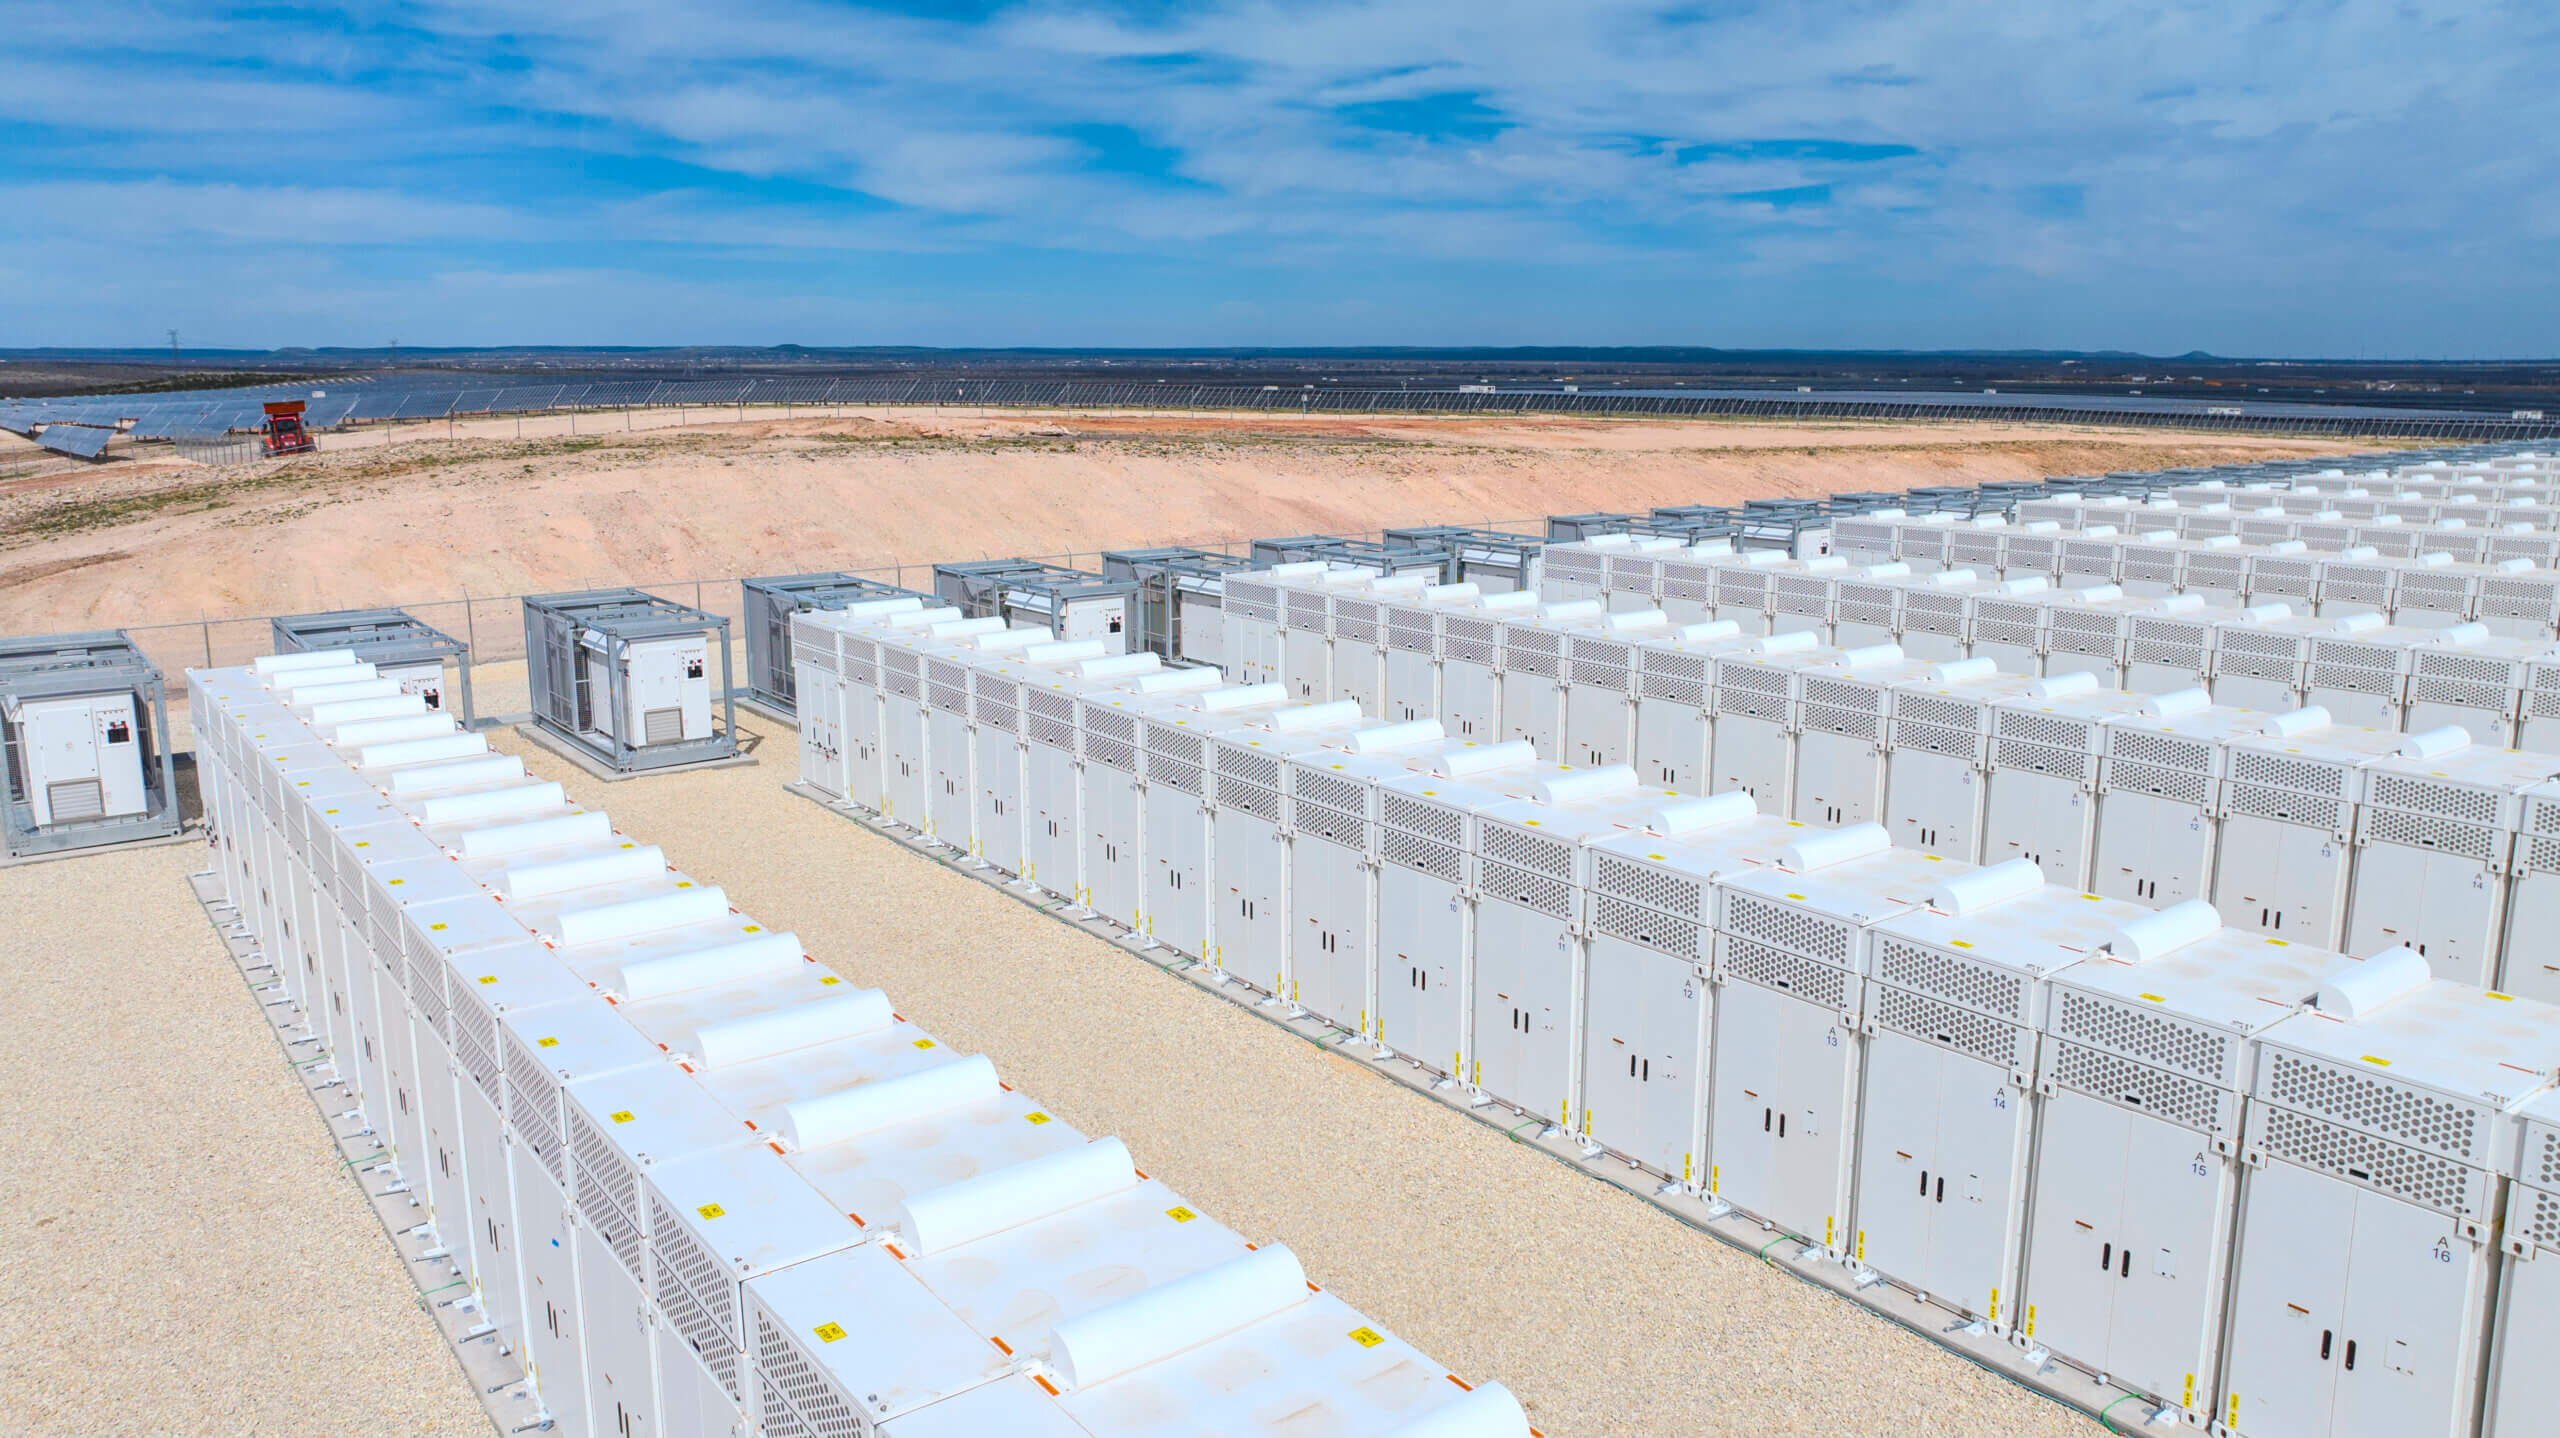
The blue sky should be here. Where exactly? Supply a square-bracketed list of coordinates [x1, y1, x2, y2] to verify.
[3, 1, 2555, 354]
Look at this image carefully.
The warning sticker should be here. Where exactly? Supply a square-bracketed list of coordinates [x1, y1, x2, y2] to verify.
[1025, 1112, 1051, 1125]
[1347, 1328, 1383, 1349]
[610, 1110, 635, 1123]
[1165, 1206, 1196, 1223]
[814, 1322, 846, 1343]
[698, 1203, 726, 1220]
[537, 1036, 559, 1047]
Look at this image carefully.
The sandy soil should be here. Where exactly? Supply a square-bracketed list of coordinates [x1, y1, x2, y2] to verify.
[0, 408, 2359, 636]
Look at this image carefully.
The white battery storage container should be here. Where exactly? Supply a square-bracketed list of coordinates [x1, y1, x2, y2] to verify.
[2023, 907, 2334, 1426]
[1850, 863, 2148, 1336]
[1787, 644, 1932, 830]
[1880, 659, 2041, 861]
[2091, 689, 2268, 911]
[2219, 962, 2556, 1438]
[1497, 600, 1600, 757]
[1561, 608, 1672, 768]
[1893, 568, 1998, 663]
[1377, 582, 1475, 723]
[2403, 624, 2551, 747]
[1704, 631, 1827, 806]
[1579, 791, 1799, 1187]
[2213, 709, 2405, 948]
[1205, 701, 1376, 1000]
[1982, 674, 2159, 890]
[1469, 765, 1689, 1130]
[1627, 620, 1754, 793]
[1707, 825, 1958, 1255]
[1279, 719, 1462, 1040]
[2485, 1094, 2560, 1438]
[2344, 729, 2560, 988]
[1135, 683, 1293, 962]
[1373, 741, 1553, 1080]
[1437, 589, 1535, 742]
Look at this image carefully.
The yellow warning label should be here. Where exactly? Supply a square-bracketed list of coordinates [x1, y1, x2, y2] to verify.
[1824, 1216, 1834, 1247]
[430, 923, 447, 931]
[743, 925, 761, 933]
[914, 1038, 936, 1049]
[1347, 1327, 1384, 1349]
[814, 1322, 846, 1343]
[610, 1110, 635, 1123]
[1165, 1206, 1196, 1223]
[1025, 1112, 1051, 1125]
[478, 976, 497, 985]
[1987, 1287, 2000, 1323]
[2184, 1373, 2196, 1407]
[1856, 1230, 1866, 1261]
[697, 1203, 726, 1220]
[819, 976, 840, 986]
[537, 1036, 559, 1048]
[2023, 1304, 2035, 1337]
[2361, 1054, 2392, 1067]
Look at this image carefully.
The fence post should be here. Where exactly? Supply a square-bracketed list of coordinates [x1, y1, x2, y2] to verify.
[201, 621, 212, 668]
[463, 590, 478, 660]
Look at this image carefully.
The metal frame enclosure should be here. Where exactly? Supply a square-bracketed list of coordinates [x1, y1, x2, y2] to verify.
[269, 606, 478, 727]
[1101, 546, 1257, 662]
[0, 629, 181, 856]
[932, 558, 1141, 652]
[520, 588, 737, 772]
[739, 572, 924, 715]
[1382, 525, 1549, 594]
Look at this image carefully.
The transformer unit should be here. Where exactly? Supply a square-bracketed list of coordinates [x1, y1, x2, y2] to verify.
[2343, 728, 2560, 989]
[737, 572, 923, 717]
[271, 606, 476, 726]
[1099, 545, 1256, 664]
[522, 588, 735, 773]
[0, 629, 179, 856]
[931, 558, 1139, 653]
[2219, 959, 2555, 1438]
[1852, 861, 2150, 1336]
[1707, 824, 1953, 1256]
[2025, 907, 2336, 1426]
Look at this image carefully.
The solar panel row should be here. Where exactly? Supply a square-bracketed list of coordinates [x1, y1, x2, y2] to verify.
[37, 424, 114, 459]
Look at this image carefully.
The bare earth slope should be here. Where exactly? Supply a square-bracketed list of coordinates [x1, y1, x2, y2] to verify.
[0, 409, 2353, 632]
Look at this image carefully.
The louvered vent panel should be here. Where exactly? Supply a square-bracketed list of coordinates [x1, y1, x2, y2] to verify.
[2046, 1038, 2234, 1136]
[1718, 936, 1850, 1009]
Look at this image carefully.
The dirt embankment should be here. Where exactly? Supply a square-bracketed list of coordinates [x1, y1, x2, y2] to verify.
[0, 410, 2360, 632]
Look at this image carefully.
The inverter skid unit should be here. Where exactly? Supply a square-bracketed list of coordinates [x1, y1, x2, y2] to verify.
[1579, 790, 1797, 1187]
[0, 629, 180, 856]
[2218, 961, 2555, 1438]
[1561, 608, 1672, 768]
[1276, 718, 1469, 1040]
[1372, 740, 1552, 1078]
[932, 557, 1140, 653]
[2213, 708, 2406, 949]
[1707, 824, 1957, 1256]
[1881, 658, 2040, 861]
[736, 573, 925, 718]
[272, 606, 477, 726]
[2090, 689, 2269, 912]
[1627, 621, 1754, 793]
[189, 653, 1528, 1438]
[1382, 522, 1548, 594]
[1100, 544, 1260, 665]
[521, 588, 735, 773]
[1982, 674, 2160, 889]
[1469, 764, 1689, 1129]
[2341, 728, 2560, 988]
[1850, 860, 2148, 1335]
[1787, 643, 1934, 831]
[2024, 907, 2337, 1427]
[2485, 1092, 2560, 1438]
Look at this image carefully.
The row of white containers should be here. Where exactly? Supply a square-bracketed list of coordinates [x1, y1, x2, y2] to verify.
[186, 649, 1527, 1438]
[788, 594, 2560, 1438]
[1226, 563, 2560, 1002]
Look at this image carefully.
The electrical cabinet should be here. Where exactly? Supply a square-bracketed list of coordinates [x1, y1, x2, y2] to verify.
[10, 691, 147, 825]
[621, 633, 713, 747]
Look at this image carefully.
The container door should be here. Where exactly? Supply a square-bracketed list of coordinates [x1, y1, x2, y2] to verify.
[1578, 941, 1705, 1182]
[2108, 1114, 2236, 1422]
[2222, 1160, 2354, 1438]
[1375, 866, 1466, 1075]
[2330, 1191, 2479, 1438]
[2020, 1088, 2130, 1383]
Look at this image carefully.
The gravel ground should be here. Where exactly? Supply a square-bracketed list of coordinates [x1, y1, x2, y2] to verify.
[0, 701, 2098, 1437]
[0, 839, 486, 1438]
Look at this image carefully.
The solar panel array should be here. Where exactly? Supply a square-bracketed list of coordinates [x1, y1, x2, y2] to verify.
[6, 373, 2560, 444]
[36, 423, 114, 459]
